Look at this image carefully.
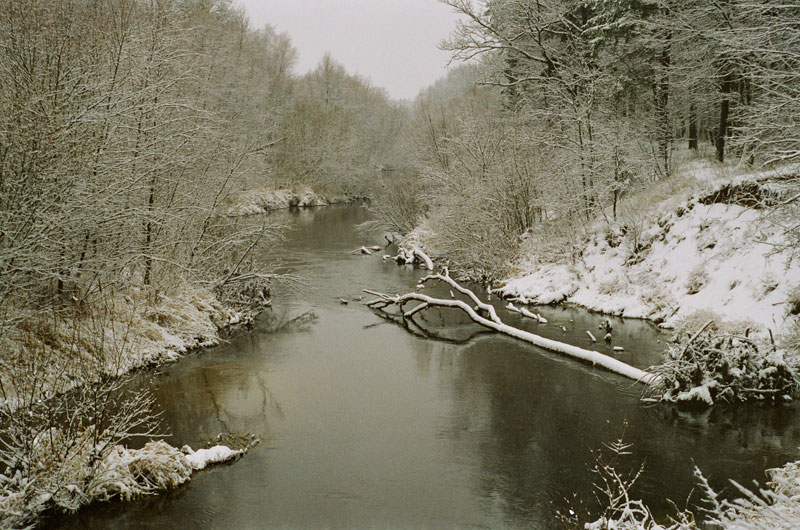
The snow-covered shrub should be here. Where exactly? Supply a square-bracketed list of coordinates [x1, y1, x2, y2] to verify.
[423, 196, 521, 281]
[597, 276, 622, 296]
[360, 171, 430, 236]
[0, 327, 163, 529]
[556, 431, 695, 530]
[758, 273, 779, 300]
[583, 457, 800, 529]
[646, 322, 800, 405]
[672, 311, 751, 337]
[604, 227, 623, 249]
[786, 285, 800, 316]
[779, 318, 800, 358]
[684, 266, 708, 295]
[693, 461, 800, 529]
[89, 441, 192, 502]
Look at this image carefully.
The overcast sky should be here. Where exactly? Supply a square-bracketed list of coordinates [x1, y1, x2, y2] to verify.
[235, 0, 462, 100]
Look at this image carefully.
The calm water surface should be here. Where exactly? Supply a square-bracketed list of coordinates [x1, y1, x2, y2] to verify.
[44, 205, 800, 529]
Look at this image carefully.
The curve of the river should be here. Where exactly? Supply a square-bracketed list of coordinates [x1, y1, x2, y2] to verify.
[44, 205, 800, 529]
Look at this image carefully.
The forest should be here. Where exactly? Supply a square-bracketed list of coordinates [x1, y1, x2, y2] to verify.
[375, 0, 800, 280]
[3, 0, 800, 528]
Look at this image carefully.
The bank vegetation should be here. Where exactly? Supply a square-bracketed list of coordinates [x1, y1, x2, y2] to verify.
[0, 0, 403, 526]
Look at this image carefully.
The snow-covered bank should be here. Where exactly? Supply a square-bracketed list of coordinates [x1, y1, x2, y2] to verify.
[0, 284, 250, 411]
[0, 281, 264, 528]
[499, 168, 800, 336]
[222, 187, 367, 216]
[1, 439, 253, 529]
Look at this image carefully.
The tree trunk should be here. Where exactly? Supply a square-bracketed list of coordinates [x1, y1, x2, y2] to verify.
[655, 31, 672, 176]
[143, 176, 155, 286]
[688, 103, 698, 150]
[717, 96, 730, 163]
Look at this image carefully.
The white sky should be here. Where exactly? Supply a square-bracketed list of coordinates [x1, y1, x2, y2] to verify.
[235, 0, 462, 100]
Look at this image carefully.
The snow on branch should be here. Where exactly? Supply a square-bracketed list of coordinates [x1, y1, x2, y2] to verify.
[365, 272, 660, 385]
[383, 246, 434, 270]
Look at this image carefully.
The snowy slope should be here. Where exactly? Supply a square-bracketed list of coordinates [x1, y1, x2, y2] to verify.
[500, 169, 800, 335]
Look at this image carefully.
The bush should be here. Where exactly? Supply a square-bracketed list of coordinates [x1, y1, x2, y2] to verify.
[360, 171, 430, 236]
[556, 430, 695, 530]
[422, 195, 521, 282]
[685, 266, 709, 295]
[646, 321, 800, 405]
[787, 285, 800, 316]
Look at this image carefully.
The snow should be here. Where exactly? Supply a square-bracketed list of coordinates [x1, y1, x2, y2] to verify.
[89, 441, 193, 502]
[182, 445, 243, 470]
[500, 171, 800, 337]
[0, 284, 243, 411]
[676, 382, 715, 405]
[222, 187, 356, 216]
[0, 438, 250, 529]
[411, 246, 434, 270]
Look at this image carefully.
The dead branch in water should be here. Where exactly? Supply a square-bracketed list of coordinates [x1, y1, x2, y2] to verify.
[364, 271, 660, 385]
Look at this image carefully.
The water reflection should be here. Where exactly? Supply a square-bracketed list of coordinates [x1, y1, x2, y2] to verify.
[42, 205, 800, 529]
[434, 334, 800, 524]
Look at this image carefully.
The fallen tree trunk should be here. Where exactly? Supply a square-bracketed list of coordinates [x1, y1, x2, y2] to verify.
[365, 272, 660, 386]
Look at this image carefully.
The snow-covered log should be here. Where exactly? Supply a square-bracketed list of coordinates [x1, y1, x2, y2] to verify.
[182, 444, 244, 470]
[365, 272, 660, 385]
[386, 246, 435, 270]
[412, 247, 434, 270]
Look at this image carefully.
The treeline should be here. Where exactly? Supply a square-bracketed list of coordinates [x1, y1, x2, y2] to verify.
[0, 2, 404, 524]
[0, 0, 402, 327]
[380, 0, 800, 280]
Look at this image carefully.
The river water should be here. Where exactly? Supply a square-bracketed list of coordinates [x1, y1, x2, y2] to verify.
[44, 205, 800, 529]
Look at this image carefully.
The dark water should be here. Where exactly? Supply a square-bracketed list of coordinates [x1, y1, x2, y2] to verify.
[44, 205, 800, 529]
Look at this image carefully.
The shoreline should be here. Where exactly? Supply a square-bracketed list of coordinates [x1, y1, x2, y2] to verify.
[0, 285, 262, 411]
[222, 187, 370, 216]
[404, 163, 800, 340]
[0, 285, 266, 529]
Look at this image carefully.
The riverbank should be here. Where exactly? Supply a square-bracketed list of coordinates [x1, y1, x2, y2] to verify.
[222, 187, 368, 216]
[398, 159, 800, 525]
[402, 160, 800, 333]
[497, 162, 800, 339]
[1, 437, 255, 530]
[0, 283, 265, 528]
[0, 284, 253, 411]
[404, 159, 800, 339]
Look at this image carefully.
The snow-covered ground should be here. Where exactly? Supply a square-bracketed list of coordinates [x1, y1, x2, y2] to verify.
[222, 187, 362, 216]
[499, 164, 800, 336]
[0, 281, 258, 527]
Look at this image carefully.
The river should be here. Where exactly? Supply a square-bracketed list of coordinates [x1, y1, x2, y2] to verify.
[43, 204, 800, 529]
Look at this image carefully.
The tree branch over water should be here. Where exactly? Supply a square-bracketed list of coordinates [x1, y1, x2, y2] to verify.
[365, 270, 660, 385]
